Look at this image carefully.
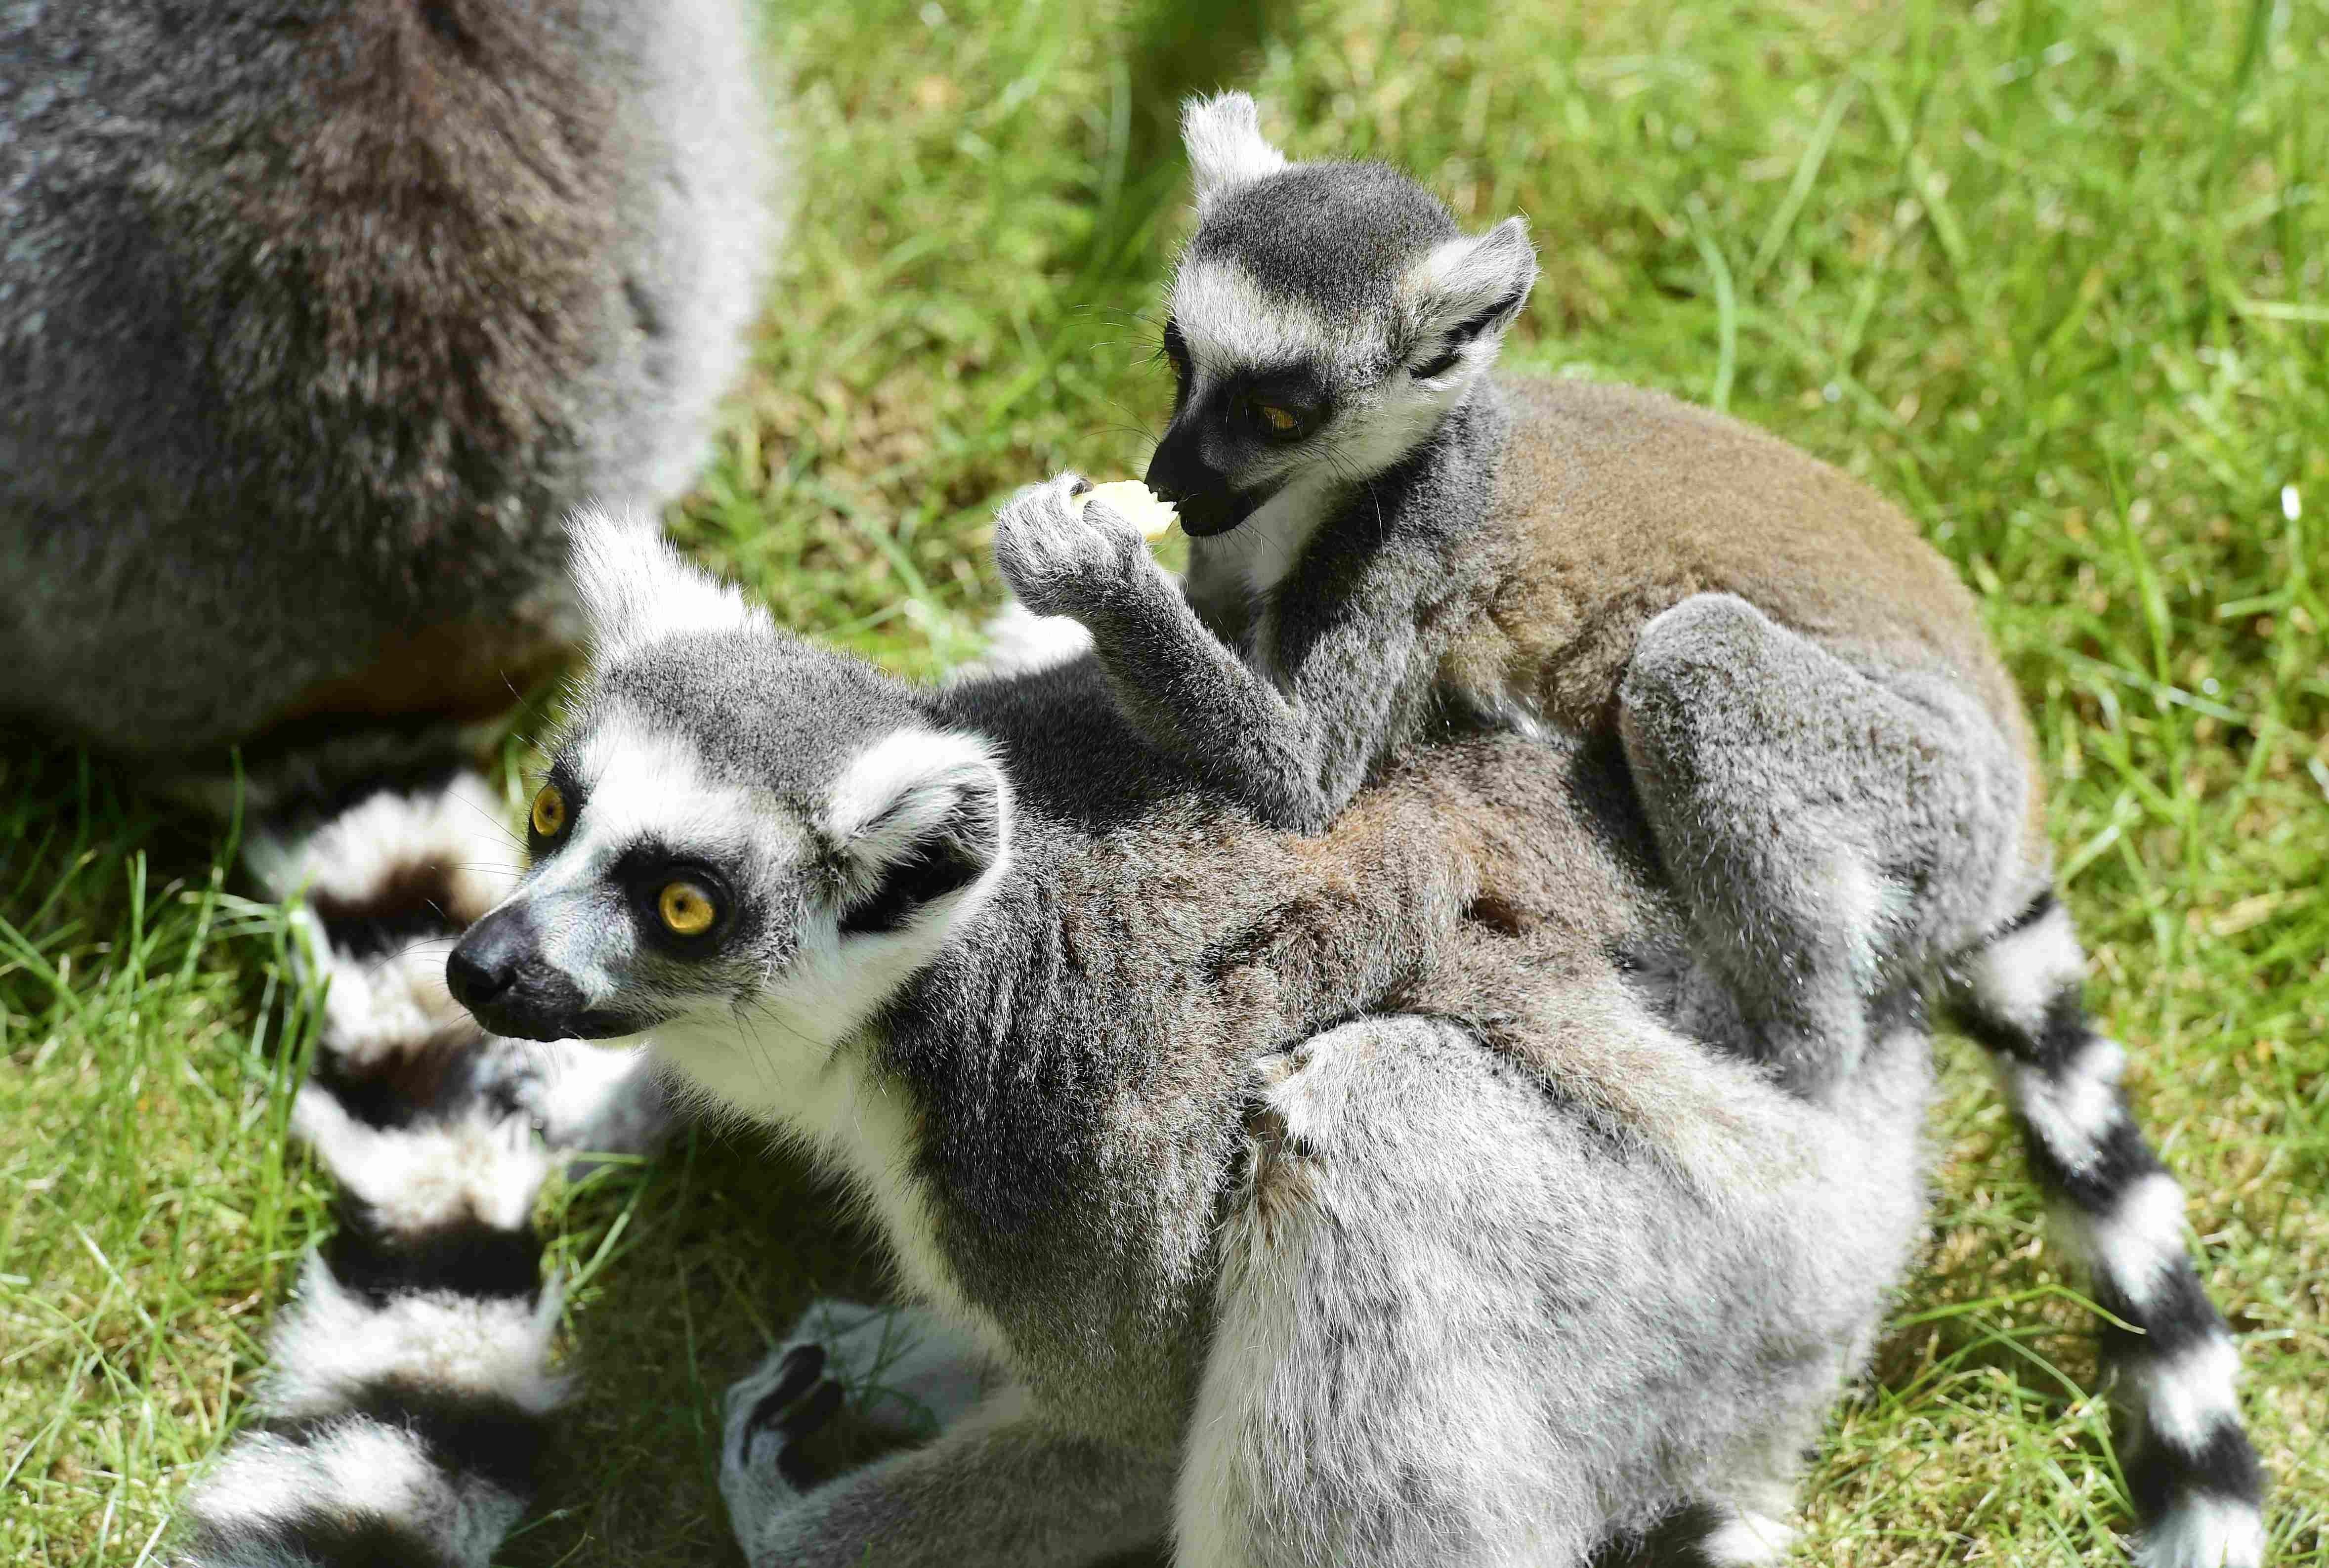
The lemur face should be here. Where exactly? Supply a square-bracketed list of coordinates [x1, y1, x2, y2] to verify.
[1148, 94, 1538, 537]
[444, 516, 1010, 1060]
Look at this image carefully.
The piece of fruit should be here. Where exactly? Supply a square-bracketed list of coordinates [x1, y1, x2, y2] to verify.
[1077, 480, 1179, 539]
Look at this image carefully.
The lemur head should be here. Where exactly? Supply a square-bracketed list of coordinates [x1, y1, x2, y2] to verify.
[445, 512, 1011, 1067]
[1146, 92, 1539, 537]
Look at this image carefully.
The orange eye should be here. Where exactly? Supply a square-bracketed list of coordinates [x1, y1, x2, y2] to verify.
[530, 784, 567, 839]
[658, 880, 717, 937]
[1257, 402, 1300, 432]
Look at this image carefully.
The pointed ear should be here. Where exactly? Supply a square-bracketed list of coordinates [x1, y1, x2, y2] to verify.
[825, 731, 1011, 935]
[1403, 216, 1538, 373]
[565, 506, 768, 660]
[1183, 91, 1289, 214]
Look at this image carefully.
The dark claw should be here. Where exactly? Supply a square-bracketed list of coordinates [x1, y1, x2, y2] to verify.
[741, 1344, 828, 1456]
[773, 1380, 847, 1491]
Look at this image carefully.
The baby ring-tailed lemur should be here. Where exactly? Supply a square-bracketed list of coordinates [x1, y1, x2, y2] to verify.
[180, 511, 1934, 1566]
[1, 0, 779, 1099]
[991, 94, 2262, 1564]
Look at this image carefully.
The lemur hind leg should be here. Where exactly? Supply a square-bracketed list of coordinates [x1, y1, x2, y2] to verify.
[1625, 594, 2267, 1563]
[1617, 592, 2027, 1098]
[1180, 1012, 1924, 1568]
[721, 1345, 1171, 1568]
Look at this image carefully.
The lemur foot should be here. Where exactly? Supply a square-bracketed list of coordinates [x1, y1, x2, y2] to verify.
[720, 1300, 996, 1533]
[722, 1344, 847, 1523]
[991, 471, 1160, 619]
[788, 1299, 998, 1442]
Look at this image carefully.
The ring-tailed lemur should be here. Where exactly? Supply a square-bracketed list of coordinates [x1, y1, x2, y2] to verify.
[2, 0, 781, 1114]
[182, 510, 1935, 1566]
[991, 93, 2263, 1565]
[1, 0, 777, 769]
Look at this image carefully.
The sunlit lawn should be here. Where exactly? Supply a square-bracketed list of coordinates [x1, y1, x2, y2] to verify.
[3, 0, 2324, 1562]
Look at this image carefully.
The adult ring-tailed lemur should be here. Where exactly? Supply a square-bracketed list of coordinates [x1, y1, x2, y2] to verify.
[175, 518, 2030, 1565]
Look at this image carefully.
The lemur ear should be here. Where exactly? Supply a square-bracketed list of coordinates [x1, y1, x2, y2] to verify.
[1183, 91, 1289, 214]
[1404, 216, 1538, 373]
[566, 506, 768, 660]
[826, 731, 1011, 936]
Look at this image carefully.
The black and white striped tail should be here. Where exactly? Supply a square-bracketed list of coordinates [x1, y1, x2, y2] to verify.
[241, 763, 523, 1081]
[173, 1090, 566, 1568]
[241, 759, 679, 1156]
[1949, 891, 2266, 1568]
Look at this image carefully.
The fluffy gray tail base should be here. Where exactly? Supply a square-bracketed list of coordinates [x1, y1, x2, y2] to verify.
[1949, 892, 2266, 1568]
[173, 1089, 567, 1568]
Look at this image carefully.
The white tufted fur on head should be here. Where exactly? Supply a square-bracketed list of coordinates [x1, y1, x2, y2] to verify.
[1183, 92, 1289, 213]
[1404, 216, 1539, 365]
[566, 505, 768, 660]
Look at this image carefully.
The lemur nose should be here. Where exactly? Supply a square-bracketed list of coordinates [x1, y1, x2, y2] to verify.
[444, 942, 512, 1008]
[445, 908, 531, 1009]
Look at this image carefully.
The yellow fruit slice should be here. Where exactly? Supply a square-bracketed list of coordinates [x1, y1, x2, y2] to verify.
[1076, 480, 1179, 539]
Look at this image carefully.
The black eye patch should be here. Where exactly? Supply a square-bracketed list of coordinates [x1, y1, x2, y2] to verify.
[527, 762, 587, 856]
[1161, 320, 1194, 415]
[1189, 364, 1331, 447]
[607, 843, 745, 954]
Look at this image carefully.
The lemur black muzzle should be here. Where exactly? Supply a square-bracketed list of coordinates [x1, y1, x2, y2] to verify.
[447, 904, 601, 1042]
[1145, 425, 1270, 538]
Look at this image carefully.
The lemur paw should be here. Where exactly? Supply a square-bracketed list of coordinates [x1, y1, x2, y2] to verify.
[992, 471, 1155, 619]
[788, 1299, 997, 1441]
[721, 1343, 847, 1528]
[459, 1038, 675, 1170]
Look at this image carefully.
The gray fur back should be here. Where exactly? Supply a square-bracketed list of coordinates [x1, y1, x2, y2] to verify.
[0, 0, 778, 754]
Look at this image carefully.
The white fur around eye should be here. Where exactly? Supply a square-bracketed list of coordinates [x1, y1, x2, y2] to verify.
[1170, 260, 1346, 375]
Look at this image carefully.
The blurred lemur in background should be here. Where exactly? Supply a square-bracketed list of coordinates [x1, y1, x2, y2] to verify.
[0, 0, 780, 1085]
[993, 92, 2262, 1568]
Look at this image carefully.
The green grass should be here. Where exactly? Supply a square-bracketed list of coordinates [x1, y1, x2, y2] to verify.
[4, 0, 2327, 1561]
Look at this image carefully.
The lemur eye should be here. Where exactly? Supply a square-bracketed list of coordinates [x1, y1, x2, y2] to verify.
[658, 879, 719, 937]
[530, 784, 567, 839]
[1256, 402, 1299, 433]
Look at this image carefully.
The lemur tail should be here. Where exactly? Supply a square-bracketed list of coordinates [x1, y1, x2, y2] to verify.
[173, 1090, 565, 1568]
[1946, 891, 2266, 1568]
